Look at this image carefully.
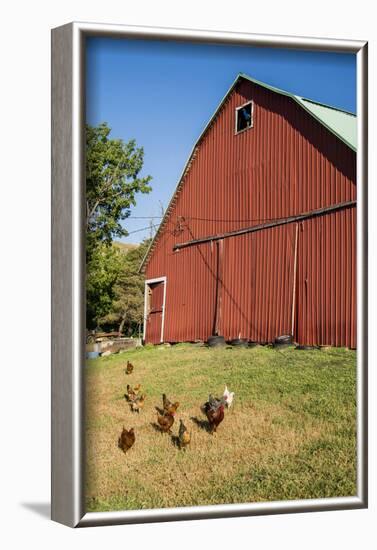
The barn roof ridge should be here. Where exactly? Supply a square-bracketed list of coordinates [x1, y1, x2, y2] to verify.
[139, 72, 357, 272]
[238, 72, 356, 114]
[238, 72, 357, 151]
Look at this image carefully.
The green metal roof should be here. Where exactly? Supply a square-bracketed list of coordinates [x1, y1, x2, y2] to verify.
[239, 72, 357, 151]
[294, 96, 357, 150]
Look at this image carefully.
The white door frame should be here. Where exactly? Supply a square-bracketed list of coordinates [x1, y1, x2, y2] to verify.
[143, 276, 167, 343]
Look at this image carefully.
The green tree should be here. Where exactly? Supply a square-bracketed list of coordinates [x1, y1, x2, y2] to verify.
[100, 240, 151, 335]
[86, 122, 152, 259]
[86, 243, 124, 329]
[85, 123, 152, 328]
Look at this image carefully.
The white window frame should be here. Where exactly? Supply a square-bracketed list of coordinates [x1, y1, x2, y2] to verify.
[235, 100, 254, 135]
[143, 276, 167, 343]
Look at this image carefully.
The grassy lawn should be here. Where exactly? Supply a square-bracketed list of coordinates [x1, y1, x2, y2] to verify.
[85, 344, 356, 512]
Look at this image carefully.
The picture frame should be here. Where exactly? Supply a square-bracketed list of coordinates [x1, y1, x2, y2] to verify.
[51, 21, 368, 528]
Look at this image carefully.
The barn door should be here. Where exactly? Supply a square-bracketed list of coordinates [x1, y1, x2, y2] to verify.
[144, 278, 166, 344]
[220, 224, 298, 342]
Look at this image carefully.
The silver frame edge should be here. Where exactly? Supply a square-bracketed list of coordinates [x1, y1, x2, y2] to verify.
[51, 23, 76, 527]
[51, 21, 368, 528]
[79, 497, 364, 527]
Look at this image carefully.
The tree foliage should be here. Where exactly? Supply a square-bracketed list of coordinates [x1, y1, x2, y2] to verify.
[86, 122, 152, 258]
[100, 240, 151, 335]
[85, 123, 152, 329]
[86, 244, 123, 329]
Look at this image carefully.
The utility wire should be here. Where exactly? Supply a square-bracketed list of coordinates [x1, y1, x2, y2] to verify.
[125, 222, 161, 236]
[184, 214, 305, 223]
[126, 225, 157, 235]
[127, 205, 357, 228]
[127, 213, 332, 224]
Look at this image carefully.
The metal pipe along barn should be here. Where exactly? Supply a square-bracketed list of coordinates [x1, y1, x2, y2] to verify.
[140, 73, 356, 348]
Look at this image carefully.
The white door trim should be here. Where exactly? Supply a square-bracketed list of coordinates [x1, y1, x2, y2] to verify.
[143, 276, 167, 343]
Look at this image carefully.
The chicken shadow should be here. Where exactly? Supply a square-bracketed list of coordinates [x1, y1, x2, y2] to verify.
[190, 416, 211, 433]
[150, 422, 164, 433]
[155, 406, 165, 415]
[170, 435, 180, 448]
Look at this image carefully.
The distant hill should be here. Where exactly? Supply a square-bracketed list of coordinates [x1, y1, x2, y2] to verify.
[113, 242, 139, 254]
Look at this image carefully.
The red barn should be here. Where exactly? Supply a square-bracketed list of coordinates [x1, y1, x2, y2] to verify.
[140, 73, 357, 348]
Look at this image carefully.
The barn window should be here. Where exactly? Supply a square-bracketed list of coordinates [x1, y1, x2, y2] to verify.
[235, 101, 253, 134]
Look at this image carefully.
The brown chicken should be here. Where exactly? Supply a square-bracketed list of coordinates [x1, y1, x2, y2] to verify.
[178, 419, 191, 449]
[118, 427, 135, 453]
[202, 396, 226, 434]
[156, 412, 175, 433]
[162, 393, 180, 416]
[126, 384, 141, 401]
[131, 394, 146, 413]
[125, 361, 134, 375]
[126, 384, 136, 401]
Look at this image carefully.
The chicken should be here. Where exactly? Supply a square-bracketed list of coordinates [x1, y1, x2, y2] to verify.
[162, 393, 172, 410]
[131, 394, 146, 413]
[208, 394, 222, 409]
[162, 393, 180, 415]
[178, 419, 191, 449]
[156, 412, 175, 433]
[126, 384, 141, 401]
[133, 384, 141, 395]
[202, 396, 226, 434]
[126, 384, 136, 402]
[125, 361, 134, 375]
[223, 385, 235, 408]
[167, 401, 180, 415]
[118, 427, 135, 453]
[200, 394, 221, 415]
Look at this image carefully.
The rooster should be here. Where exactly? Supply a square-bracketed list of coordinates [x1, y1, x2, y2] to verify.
[208, 394, 222, 409]
[201, 396, 226, 434]
[223, 385, 235, 408]
[118, 427, 135, 453]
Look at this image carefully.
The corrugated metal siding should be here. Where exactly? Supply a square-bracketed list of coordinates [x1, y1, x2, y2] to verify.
[145, 79, 356, 347]
[220, 225, 296, 342]
[163, 244, 218, 342]
[295, 208, 356, 348]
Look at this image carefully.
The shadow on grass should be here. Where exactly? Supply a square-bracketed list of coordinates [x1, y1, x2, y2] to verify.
[170, 434, 180, 448]
[150, 421, 173, 435]
[150, 422, 163, 433]
[155, 406, 165, 415]
[171, 435, 190, 450]
[190, 416, 212, 433]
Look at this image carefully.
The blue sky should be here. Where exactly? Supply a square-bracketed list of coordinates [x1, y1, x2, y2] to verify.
[86, 38, 356, 244]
